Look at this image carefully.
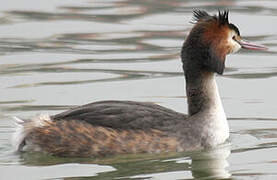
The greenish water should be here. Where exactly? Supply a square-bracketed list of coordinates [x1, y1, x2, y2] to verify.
[1, 0, 277, 179]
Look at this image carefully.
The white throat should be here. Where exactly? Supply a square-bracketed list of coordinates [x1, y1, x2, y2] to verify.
[204, 74, 229, 146]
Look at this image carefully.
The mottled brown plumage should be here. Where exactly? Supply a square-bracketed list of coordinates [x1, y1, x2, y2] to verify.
[26, 120, 181, 157]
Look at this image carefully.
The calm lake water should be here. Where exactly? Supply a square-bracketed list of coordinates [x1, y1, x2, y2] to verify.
[0, 0, 277, 179]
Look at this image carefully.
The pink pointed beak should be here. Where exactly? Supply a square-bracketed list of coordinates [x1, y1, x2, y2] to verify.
[238, 39, 268, 51]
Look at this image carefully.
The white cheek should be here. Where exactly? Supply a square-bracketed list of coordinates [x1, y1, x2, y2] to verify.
[227, 32, 241, 54]
[229, 40, 241, 53]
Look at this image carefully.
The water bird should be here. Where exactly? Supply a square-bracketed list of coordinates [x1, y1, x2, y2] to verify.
[12, 10, 267, 157]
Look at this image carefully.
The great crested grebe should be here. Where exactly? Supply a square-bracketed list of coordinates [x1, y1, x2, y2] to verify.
[13, 10, 267, 157]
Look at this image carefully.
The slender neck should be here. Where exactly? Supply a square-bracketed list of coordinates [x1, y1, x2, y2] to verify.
[185, 69, 225, 118]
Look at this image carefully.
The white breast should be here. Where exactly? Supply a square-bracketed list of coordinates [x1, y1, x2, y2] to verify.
[203, 75, 230, 146]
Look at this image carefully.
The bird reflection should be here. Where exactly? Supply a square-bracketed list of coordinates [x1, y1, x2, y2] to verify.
[190, 144, 231, 179]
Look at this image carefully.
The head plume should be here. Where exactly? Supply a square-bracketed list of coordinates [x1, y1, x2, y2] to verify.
[218, 10, 229, 25]
[192, 9, 229, 26]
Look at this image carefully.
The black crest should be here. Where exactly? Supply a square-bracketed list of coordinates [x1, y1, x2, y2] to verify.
[218, 10, 229, 25]
[192, 9, 211, 22]
[192, 9, 229, 26]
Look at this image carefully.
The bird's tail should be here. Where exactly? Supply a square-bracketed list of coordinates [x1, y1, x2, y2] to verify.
[11, 114, 51, 151]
